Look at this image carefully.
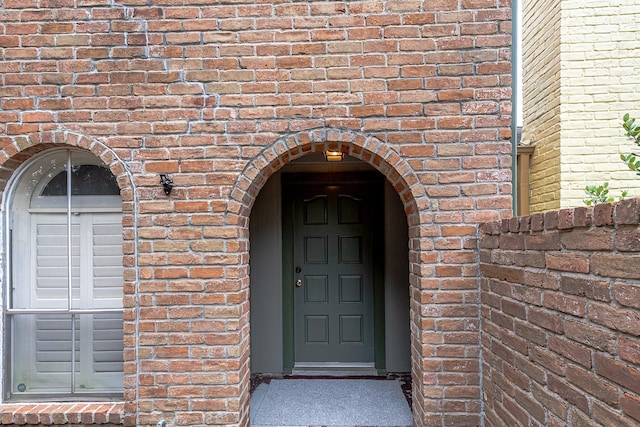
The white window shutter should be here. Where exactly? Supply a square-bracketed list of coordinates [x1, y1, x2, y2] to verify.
[86, 214, 124, 390]
[91, 215, 124, 309]
[31, 215, 74, 309]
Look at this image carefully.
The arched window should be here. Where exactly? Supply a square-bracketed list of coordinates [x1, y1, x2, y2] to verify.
[5, 149, 123, 399]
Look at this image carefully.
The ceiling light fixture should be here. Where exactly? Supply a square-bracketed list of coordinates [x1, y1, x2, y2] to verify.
[324, 150, 344, 162]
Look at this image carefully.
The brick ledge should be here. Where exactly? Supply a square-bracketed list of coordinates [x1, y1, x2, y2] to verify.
[0, 402, 124, 425]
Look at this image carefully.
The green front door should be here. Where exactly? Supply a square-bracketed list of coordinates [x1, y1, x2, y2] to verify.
[283, 174, 382, 366]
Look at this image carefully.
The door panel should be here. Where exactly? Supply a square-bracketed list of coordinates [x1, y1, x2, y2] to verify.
[338, 195, 361, 224]
[305, 276, 328, 303]
[340, 315, 364, 343]
[340, 275, 363, 303]
[304, 236, 327, 263]
[339, 236, 362, 263]
[304, 196, 328, 224]
[291, 181, 377, 364]
[305, 316, 329, 343]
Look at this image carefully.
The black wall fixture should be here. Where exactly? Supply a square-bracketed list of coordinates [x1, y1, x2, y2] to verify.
[159, 174, 174, 196]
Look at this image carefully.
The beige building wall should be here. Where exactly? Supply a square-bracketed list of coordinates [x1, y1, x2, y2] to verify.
[523, 0, 640, 212]
[560, 0, 640, 207]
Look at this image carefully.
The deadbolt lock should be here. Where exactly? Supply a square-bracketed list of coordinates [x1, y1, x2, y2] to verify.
[296, 279, 302, 287]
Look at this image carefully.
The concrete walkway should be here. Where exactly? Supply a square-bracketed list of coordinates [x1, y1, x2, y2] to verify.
[250, 379, 413, 427]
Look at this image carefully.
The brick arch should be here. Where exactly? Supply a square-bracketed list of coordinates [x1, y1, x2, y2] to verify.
[228, 127, 429, 229]
[228, 127, 434, 427]
[0, 129, 135, 202]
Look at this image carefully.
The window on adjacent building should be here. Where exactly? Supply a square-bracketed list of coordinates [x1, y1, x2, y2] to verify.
[5, 149, 124, 399]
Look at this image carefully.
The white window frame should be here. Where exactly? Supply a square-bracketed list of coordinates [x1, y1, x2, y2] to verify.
[2, 148, 124, 401]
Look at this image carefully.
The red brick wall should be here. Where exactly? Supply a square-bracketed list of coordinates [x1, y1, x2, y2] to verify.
[480, 199, 640, 427]
[0, 1, 512, 426]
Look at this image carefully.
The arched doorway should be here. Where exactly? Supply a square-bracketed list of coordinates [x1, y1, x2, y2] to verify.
[248, 152, 412, 424]
[226, 128, 438, 427]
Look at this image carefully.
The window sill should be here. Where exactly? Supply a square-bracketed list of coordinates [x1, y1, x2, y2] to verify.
[0, 402, 123, 425]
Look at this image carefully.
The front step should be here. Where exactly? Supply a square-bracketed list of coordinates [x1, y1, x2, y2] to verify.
[292, 362, 378, 376]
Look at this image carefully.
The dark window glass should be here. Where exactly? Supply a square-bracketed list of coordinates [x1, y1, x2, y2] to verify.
[41, 165, 120, 196]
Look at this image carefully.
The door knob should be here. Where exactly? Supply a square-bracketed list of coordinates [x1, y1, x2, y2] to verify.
[296, 279, 302, 287]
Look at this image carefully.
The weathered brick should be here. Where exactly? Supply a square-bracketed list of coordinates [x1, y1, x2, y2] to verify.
[619, 337, 640, 365]
[480, 264, 524, 284]
[513, 251, 546, 268]
[565, 320, 617, 353]
[557, 208, 573, 229]
[572, 206, 592, 228]
[621, 393, 640, 423]
[523, 270, 559, 290]
[548, 335, 591, 368]
[566, 365, 618, 406]
[548, 374, 589, 414]
[546, 252, 590, 273]
[498, 234, 525, 249]
[595, 353, 640, 394]
[526, 231, 561, 250]
[502, 395, 529, 425]
[561, 228, 612, 251]
[528, 307, 564, 334]
[510, 282, 543, 306]
[615, 227, 640, 252]
[543, 292, 585, 317]
[514, 388, 546, 423]
[592, 401, 638, 427]
[544, 211, 559, 230]
[514, 319, 547, 346]
[530, 346, 565, 376]
[502, 299, 526, 320]
[503, 362, 530, 390]
[615, 197, 640, 225]
[531, 382, 569, 421]
[592, 254, 640, 279]
[561, 275, 611, 302]
[588, 301, 640, 336]
[593, 203, 614, 226]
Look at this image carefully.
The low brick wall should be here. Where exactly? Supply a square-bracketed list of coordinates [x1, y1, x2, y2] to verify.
[0, 402, 123, 425]
[480, 198, 640, 426]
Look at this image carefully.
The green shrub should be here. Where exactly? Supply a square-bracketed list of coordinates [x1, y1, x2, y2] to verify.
[621, 113, 640, 176]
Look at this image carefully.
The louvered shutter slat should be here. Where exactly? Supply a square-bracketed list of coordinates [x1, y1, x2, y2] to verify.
[91, 218, 123, 307]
